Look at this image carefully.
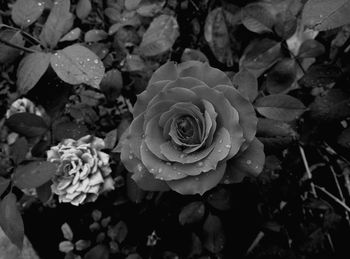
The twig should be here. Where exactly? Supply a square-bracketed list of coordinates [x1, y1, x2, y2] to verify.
[246, 231, 265, 255]
[299, 144, 317, 198]
[314, 185, 350, 213]
[0, 37, 37, 53]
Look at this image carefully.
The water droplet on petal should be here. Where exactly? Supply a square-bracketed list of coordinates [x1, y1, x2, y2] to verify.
[38, 2, 43, 6]
[158, 168, 163, 173]
[223, 179, 230, 184]
[150, 168, 155, 173]
[87, 58, 90, 62]
[225, 145, 231, 149]
[128, 154, 133, 160]
[94, 59, 99, 64]
[197, 162, 203, 166]
[246, 160, 252, 165]
[166, 162, 171, 166]
[219, 139, 223, 143]
[27, 19, 31, 23]
[218, 149, 222, 153]
[180, 154, 185, 159]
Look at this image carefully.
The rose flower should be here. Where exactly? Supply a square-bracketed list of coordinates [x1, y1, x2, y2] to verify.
[119, 61, 265, 195]
[47, 135, 114, 206]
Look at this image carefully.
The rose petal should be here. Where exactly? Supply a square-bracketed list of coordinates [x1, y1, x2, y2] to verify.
[121, 139, 169, 191]
[133, 80, 169, 117]
[162, 77, 205, 92]
[127, 113, 145, 159]
[179, 62, 233, 88]
[221, 138, 265, 184]
[143, 100, 176, 130]
[144, 114, 168, 160]
[148, 62, 178, 86]
[190, 86, 244, 158]
[166, 162, 226, 195]
[214, 85, 257, 148]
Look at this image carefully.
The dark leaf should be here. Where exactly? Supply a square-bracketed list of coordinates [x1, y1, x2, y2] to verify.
[52, 121, 89, 141]
[274, 10, 297, 40]
[338, 127, 350, 148]
[178, 201, 205, 225]
[10, 137, 28, 165]
[126, 172, 146, 203]
[11, 0, 44, 28]
[84, 244, 109, 259]
[50, 44, 105, 88]
[202, 214, 225, 253]
[76, 0, 92, 20]
[125, 254, 142, 259]
[302, 0, 350, 31]
[206, 187, 231, 211]
[100, 69, 123, 100]
[107, 221, 128, 243]
[17, 52, 51, 95]
[140, 14, 179, 56]
[0, 30, 25, 64]
[104, 129, 118, 150]
[0, 177, 10, 197]
[6, 112, 48, 138]
[13, 161, 58, 189]
[298, 64, 341, 88]
[232, 68, 258, 102]
[257, 118, 298, 138]
[188, 233, 202, 258]
[254, 94, 305, 121]
[298, 39, 325, 58]
[241, 3, 275, 34]
[39, 0, 74, 49]
[266, 58, 297, 94]
[36, 181, 52, 203]
[0, 193, 24, 250]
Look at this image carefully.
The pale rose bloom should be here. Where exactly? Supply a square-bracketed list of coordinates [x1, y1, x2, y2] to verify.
[47, 135, 114, 206]
[6, 97, 45, 118]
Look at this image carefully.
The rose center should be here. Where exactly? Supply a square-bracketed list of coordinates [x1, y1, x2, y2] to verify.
[175, 116, 200, 144]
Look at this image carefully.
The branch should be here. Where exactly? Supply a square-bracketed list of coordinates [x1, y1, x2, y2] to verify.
[0, 37, 37, 53]
[299, 144, 317, 197]
[314, 185, 350, 213]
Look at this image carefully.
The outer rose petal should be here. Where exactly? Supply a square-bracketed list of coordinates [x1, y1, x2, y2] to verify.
[121, 140, 169, 191]
[214, 85, 257, 147]
[128, 113, 145, 159]
[144, 114, 168, 160]
[179, 62, 233, 88]
[166, 162, 226, 195]
[221, 138, 265, 184]
[133, 80, 169, 117]
[148, 62, 178, 86]
[162, 77, 205, 92]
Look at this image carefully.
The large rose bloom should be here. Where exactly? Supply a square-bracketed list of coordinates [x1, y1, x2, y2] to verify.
[47, 135, 114, 206]
[119, 61, 265, 195]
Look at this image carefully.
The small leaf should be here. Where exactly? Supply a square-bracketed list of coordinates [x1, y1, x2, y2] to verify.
[257, 118, 298, 138]
[298, 64, 341, 88]
[338, 127, 350, 148]
[297, 39, 325, 58]
[10, 136, 28, 165]
[11, 0, 44, 28]
[60, 28, 82, 42]
[6, 112, 48, 137]
[178, 201, 205, 225]
[61, 222, 73, 241]
[13, 161, 58, 189]
[232, 68, 258, 102]
[17, 52, 51, 95]
[126, 172, 146, 203]
[0, 177, 10, 197]
[274, 10, 297, 39]
[125, 0, 142, 11]
[266, 58, 297, 94]
[59, 241, 74, 253]
[302, 0, 350, 31]
[84, 29, 108, 43]
[206, 187, 231, 211]
[100, 69, 123, 100]
[241, 3, 275, 34]
[84, 244, 109, 259]
[50, 44, 105, 88]
[76, 0, 92, 20]
[254, 94, 305, 121]
[0, 193, 24, 250]
[202, 214, 225, 253]
[40, 0, 74, 49]
[140, 14, 179, 56]
[53, 121, 89, 141]
[104, 129, 118, 150]
[75, 240, 91, 251]
[36, 181, 52, 203]
[0, 30, 25, 64]
[107, 221, 128, 243]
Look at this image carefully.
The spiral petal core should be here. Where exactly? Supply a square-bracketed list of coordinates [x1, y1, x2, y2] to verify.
[120, 61, 264, 195]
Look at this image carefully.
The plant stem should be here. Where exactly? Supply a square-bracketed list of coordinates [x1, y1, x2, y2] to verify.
[299, 144, 317, 197]
[0, 37, 37, 53]
[314, 185, 350, 213]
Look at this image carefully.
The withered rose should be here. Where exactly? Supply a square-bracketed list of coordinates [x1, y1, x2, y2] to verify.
[47, 135, 114, 206]
[119, 61, 265, 195]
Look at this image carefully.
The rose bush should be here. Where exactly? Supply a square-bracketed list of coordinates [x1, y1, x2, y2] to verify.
[119, 61, 265, 195]
[47, 135, 114, 206]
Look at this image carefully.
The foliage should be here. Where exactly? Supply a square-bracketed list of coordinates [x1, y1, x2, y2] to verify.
[0, 0, 350, 258]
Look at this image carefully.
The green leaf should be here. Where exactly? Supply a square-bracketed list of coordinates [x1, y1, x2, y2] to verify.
[10, 137, 28, 165]
[11, 0, 44, 28]
[107, 221, 128, 243]
[266, 58, 297, 94]
[302, 0, 350, 31]
[257, 118, 298, 138]
[50, 44, 105, 88]
[52, 121, 89, 141]
[178, 201, 205, 225]
[100, 69, 123, 100]
[241, 3, 275, 34]
[0, 30, 25, 64]
[232, 68, 258, 102]
[13, 161, 58, 189]
[17, 52, 51, 95]
[76, 0, 92, 20]
[202, 214, 225, 253]
[84, 29, 108, 43]
[0, 177, 10, 197]
[0, 193, 24, 250]
[6, 112, 48, 137]
[39, 0, 74, 49]
[206, 187, 231, 211]
[274, 10, 297, 40]
[60, 28, 82, 42]
[84, 244, 109, 259]
[297, 39, 325, 58]
[254, 94, 305, 121]
[140, 14, 179, 56]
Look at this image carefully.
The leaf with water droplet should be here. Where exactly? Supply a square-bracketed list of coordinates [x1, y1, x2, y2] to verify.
[76, 0, 92, 20]
[60, 27, 82, 42]
[202, 214, 225, 253]
[50, 44, 105, 88]
[179, 201, 205, 225]
[11, 0, 44, 28]
[84, 29, 108, 43]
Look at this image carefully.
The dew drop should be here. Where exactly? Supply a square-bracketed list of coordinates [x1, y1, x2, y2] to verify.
[87, 58, 90, 62]
[150, 168, 155, 173]
[223, 179, 230, 184]
[218, 149, 222, 153]
[38, 2, 42, 6]
[225, 145, 231, 148]
[27, 19, 31, 23]
[166, 162, 171, 166]
[94, 59, 99, 64]
[197, 162, 203, 167]
[180, 154, 185, 159]
[246, 160, 252, 165]
[137, 164, 143, 172]
[219, 139, 223, 143]
[128, 154, 133, 160]
[159, 177, 164, 180]
[158, 168, 163, 173]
